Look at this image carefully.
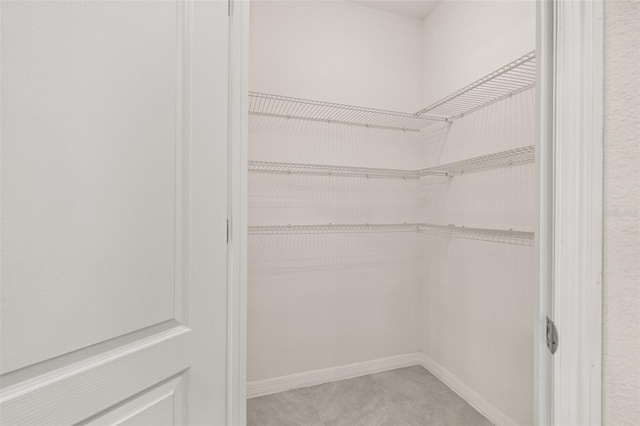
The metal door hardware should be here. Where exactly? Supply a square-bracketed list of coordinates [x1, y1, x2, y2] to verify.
[546, 316, 558, 354]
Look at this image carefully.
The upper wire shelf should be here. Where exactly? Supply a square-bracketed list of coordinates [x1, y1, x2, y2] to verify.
[249, 92, 445, 132]
[416, 51, 536, 120]
[249, 145, 534, 179]
[248, 223, 534, 246]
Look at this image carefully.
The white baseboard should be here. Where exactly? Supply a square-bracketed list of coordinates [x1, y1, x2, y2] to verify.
[247, 352, 423, 398]
[416, 353, 519, 426]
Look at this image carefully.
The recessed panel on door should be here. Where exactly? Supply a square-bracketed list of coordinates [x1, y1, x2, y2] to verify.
[1, 1, 184, 374]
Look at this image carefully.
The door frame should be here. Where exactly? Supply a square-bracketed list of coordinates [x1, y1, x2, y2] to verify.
[227, 1, 250, 425]
[535, 0, 555, 422]
[227, 0, 605, 424]
[536, 0, 605, 425]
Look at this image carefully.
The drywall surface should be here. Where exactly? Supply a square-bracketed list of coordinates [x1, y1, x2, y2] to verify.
[420, 237, 534, 425]
[248, 231, 421, 381]
[603, 1, 640, 424]
[418, 4, 536, 423]
[248, 4, 536, 423]
[250, 1, 424, 112]
[421, 0, 535, 107]
[247, 116, 425, 381]
[247, 0, 427, 384]
[419, 88, 536, 426]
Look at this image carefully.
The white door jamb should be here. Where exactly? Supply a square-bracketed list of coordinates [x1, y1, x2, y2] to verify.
[227, 0, 249, 425]
[539, 1, 605, 424]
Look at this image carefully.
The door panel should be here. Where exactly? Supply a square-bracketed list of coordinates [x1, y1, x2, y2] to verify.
[2, 0, 180, 374]
[0, 326, 190, 424]
[87, 375, 185, 426]
[121, 396, 174, 426]
[0, 0, 229, 423]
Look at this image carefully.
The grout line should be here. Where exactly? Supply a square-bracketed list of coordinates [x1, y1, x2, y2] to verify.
[271, 365, 490, 426]
[305, 387, 325, 425]
[366, 367, 426, 424]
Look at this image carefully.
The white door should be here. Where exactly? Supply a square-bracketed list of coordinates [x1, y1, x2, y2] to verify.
[1, 1, 230, 424]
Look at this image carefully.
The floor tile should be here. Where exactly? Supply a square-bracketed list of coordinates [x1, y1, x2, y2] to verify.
[308, 375, 394, 425]
[395, 389, 493, 426]
[324, 404, 409, 426]
[371, 365, 451, 404]
[247, 388, 323, 426]
[249, 366, 495, 426]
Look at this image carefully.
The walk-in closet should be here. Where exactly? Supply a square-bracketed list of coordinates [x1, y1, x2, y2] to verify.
[247, 2, 537, 425]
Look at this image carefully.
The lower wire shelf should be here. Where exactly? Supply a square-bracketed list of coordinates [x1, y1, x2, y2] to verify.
[248, 223, 534, 246]
[248, 223, 422, 235]
[420, 224, 534, 246]
[419, 145, 535, 176]
[248, 161, 427, 179]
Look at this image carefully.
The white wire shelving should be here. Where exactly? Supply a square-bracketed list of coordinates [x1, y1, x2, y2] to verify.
[248, 223, 534, 246]
[249, 92, 444, 132]
[420, 224, 534, 247]
[249, 145, 534, 180]
[416, 51, 536, 120]
[249, 161, 441, 179]
[250, 51, 536, 128]
[248, 53, 538, 247]
[419, 145, 535, 176]
[248, 224, 422, 235]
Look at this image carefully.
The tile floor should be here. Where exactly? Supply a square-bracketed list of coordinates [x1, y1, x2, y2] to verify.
[247, 365, 493, 426]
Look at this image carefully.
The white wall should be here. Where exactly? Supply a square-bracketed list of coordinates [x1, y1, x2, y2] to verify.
[247, 116, 426, 381]
[247, 115, 428, 382]
[248, 0, 427, 382]
[248, 3, 536, 425]
[421, 0, 535, 107]
[417, 3, 536, 425]
[250, 0, 424, 112]
[419, 88, 536, 426]
[603, 1, 640, 424]
[249, 231, 422, 381]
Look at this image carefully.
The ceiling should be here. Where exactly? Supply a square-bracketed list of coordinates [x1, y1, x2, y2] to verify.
[348, 1, 441, 20]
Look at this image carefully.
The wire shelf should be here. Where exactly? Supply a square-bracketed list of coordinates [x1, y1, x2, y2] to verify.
[249, 161, 434, 179]
[416, 51, 536, 120]
[420, 145, 535, 176]
[248, 224, 423, 235]
[249, 92, 444, 132]
[419, 224, 534, 247]
[248, 223, 534, 246]
[249, 146, 533, 179]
